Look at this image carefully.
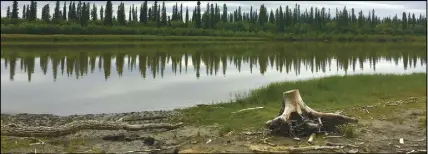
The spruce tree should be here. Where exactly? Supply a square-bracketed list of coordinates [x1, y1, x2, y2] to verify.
[279, 6, 284, 32]
[11, 0, 19, 21]
[161, 1, 167, 26]
[41, 4, 50, 23]
[210, 3, 215, 28]
[68, 1, 72, 20]
[269, 10, 274, 24]
[62, 1, 67, 20]
[104, 0, 113, 25]
[91, 3, 97, 21]
[100, 6, 104, 20]
[128, 5, 132, 22]
[77, 1, 82, 22]
[25, 4, 29, 19]
[185, 6, 189, 26]
[402, 12, 407, 29]
[6, 6, 11, 19]
[180, 4, 183, 22]
[30, 1, 37, 21]
[153, 1, 158, 22]
[80, 2, 88, 26]
[22, 5, 26, 19]
[133, 5, 137, 21]
[54, 1, 61, 20]
[196, 1, 201, 28]
[222, 4, 227, 23]
[142, 1, 148, 23]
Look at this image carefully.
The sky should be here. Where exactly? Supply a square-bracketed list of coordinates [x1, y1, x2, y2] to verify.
[1, 1, 426, 20]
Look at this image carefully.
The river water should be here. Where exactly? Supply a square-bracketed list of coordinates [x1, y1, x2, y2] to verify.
[1, 42, 426, 115]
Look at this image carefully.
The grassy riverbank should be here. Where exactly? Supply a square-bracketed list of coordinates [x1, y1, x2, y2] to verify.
[1, 34, 426, 45]
[175, 73, 427, 132]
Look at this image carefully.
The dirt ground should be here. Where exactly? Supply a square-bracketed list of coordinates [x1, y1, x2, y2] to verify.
[1, 97, 426, 153]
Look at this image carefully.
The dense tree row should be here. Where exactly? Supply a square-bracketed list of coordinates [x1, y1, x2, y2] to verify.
[2, 0, 427, 35]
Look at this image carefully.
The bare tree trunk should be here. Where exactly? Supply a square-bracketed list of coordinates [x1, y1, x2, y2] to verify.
[265, 89, 357, 137]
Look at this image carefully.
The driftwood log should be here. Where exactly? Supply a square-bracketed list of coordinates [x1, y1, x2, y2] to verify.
[1, 120, 183, 137]
[247, 144, 345, 153]
[266, 89, 357, 137]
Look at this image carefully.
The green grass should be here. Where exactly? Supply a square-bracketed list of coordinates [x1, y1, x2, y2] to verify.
[1, 136, 31, 152]
[337, 124, 357, 138]
[174, 73, 427, 131]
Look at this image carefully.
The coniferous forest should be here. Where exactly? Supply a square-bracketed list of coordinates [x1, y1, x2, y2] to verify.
[1, 1, 427, 37]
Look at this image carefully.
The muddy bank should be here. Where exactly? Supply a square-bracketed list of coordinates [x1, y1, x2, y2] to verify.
[1, 110, 178, 127]
[1, 97, 427, 153]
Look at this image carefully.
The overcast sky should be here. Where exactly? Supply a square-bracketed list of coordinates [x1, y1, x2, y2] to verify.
[1, 1, 426, 20]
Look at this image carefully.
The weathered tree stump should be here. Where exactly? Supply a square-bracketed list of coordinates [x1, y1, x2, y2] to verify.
[265, 89, 357, 137]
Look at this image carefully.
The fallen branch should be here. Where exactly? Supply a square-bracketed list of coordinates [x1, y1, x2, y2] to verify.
[125, 144, 182, 153]
[232, 107, 264, 114]
[242, 131, 263, 135]
[325, 141, 359, 148]
[247, 144, 344, 153]
[406, 150, 427, 154]
[262, 137, 276, 146]
[119, 116, 167, 122]
[323, 136, 343, 139]
[1, 120, 184, 137]
[29, 138, 45, 146]
[412, 138, 426, 142]
[363, 108, 370, 114]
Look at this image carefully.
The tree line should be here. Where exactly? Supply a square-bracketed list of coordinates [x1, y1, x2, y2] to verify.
[2, 0, 427, 36]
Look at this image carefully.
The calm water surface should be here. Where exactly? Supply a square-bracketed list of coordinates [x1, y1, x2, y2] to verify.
[1, 42, 426, 115]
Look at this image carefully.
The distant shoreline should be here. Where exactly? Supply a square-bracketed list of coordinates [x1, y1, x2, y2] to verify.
[1, 34, 426, 44]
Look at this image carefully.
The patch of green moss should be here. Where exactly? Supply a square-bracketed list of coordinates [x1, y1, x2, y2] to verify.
[337, 124, 357, 138]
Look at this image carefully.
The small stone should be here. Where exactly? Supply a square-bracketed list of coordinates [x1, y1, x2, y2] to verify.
[206, 139, 212, 144]
[191, 140, 197, 144]
[399, 138, 404, 144]
[143, 137, 155, 146]
[348, 149, 358, 153]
